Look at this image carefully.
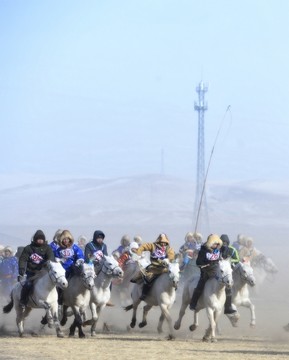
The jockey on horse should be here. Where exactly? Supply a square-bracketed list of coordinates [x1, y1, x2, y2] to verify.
[189, 233, 237, 315]
[18, 229, 55, 309]
[131, 233, 175, 301]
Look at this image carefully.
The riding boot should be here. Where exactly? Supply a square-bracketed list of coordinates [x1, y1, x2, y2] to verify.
[140, 283, 151, 301]
[189, 288, 202, 311]
[224, 287, 237, 314]
[19, 282, 31, 308]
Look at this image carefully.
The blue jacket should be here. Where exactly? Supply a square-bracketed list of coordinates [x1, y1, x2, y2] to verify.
[55, 244, 84, 274]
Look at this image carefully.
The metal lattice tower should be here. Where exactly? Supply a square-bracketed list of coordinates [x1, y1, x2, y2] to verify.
[193, 81, 209, 233]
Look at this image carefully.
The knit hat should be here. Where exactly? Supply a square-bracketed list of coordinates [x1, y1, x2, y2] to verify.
[220, 234, 230, 246]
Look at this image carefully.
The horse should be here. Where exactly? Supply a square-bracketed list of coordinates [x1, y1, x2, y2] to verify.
[60, 260, 96, 338]
[84, 255, 124, 336]
[125, 261, 180, 340]
[226, 261, 256, 327]
[250, 253, 278, 288]
[3, 261, 68, 338]
[174, 259, 233, 342]
[112, 254, 150, 307]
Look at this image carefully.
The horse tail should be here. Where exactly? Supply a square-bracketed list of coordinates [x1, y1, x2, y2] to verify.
[124, 304, 133, 311]
[3, 297, 14, 314]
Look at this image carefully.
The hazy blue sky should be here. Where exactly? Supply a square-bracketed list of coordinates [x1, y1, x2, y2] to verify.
[1, 0, 288, 184]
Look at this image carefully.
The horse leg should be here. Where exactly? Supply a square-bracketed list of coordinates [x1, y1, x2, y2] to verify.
[242, 299, 256, 327]
[159, 303, 175, 340]
[203, 308, 215, 342]
[174, 299, 188, 330]
[189, 310, 199, 331]
[129, 300, 140, 329]
[50, 303, 64, 338]
[139, 304, 152, 328]
[60, 305, 68, 326]
[69, 319, 77, 337]
[157, 312, 165, 333]
[74, 311, 85, 338]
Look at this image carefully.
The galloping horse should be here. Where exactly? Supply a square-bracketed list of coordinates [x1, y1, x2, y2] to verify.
[226, 261, 256, 327]
[3, 261, 68, 337]
[84, 255, 123, 336]
[174, 259, 233, 342]
[125, 261, 180, 340]
[60, 261, 96, 338]
[250, 253, 278, 289]
[112, 255, 150, 307]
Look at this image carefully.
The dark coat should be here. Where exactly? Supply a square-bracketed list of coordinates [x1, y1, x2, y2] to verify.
[18, 243, 55, 276]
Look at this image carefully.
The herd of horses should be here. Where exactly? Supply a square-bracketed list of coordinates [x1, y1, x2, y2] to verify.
[2, 252, 278, 342]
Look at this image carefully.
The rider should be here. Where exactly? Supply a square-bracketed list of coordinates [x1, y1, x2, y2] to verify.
[54, 230, 84, 304]
[189, 234, 222, 311]
[131, 233, 175, 301]
[0, 246, 18, 299]
[18, 230, 55, 309]
[85, 230, 108, 264]
[179, 232, 202, 271]
[220, 234, 238, 314]
[49, 229, 62, 253]
[112, 234, 131, 260]
[117, 241, 140, 269]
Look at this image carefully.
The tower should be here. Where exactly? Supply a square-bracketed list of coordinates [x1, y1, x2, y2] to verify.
[193, 81, 209, 233]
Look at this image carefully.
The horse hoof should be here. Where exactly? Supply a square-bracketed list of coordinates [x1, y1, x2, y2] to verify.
[91, 331, 96, 337]
[57, 332, 64, 338]
[202, 336, 210, 342]
[79, 334, 86, 338]
[130, 321, 136, 328]
[139, 321, 147, 328]
[211, 338, 218, 343]
[189, 324, 197, 332]
[174, 323, 180, 330]
[167, 334, 175, 341]
[60, 319, 67, 327]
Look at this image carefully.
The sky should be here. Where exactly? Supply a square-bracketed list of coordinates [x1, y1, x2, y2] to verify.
[1, 0, 289, 186]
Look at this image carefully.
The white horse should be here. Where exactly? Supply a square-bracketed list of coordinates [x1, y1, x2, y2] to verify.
[84, 255, 124, 336]
[226, 261, 256, 327]
[3, 261, 68, 338]
[60, 261, 96, 338]
[174, 259, 233, 342]
[125, 262, 180, 340]
[112, 255, 150, 307]
[250, 254, 278, 289]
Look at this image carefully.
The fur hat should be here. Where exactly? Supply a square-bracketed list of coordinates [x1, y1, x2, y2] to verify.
[53, 229, 63, 243]
[32, 230, 46, 243]
[205, 234, 222, 249]
[133, 235, 142, 244]
[129, 241, 139, 251]
[59, 230, 74, 247]
[4, 246, 13, 254]
[155, 233, 169, 244]
[121, 234, 131, 247]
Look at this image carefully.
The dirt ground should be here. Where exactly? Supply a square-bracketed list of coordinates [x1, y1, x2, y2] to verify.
[1, 250, 289, 360]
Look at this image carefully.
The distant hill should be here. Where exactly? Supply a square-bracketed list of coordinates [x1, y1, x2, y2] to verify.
[0, 175, 288, 249]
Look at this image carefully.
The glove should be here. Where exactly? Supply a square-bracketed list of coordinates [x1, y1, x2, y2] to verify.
[17, 274, 26, 282]
[161, 259, 169, 267]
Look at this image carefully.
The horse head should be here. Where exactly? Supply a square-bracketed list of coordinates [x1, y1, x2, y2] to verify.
[168, 261, 180, 289]
[251, 254, 278, 274]
[100, 255, 124, 279]
[46, 260, 68, 289]
[235, 261, 256, 287]
[218, 259, 233, 287]
[75, 260, 96, 290]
